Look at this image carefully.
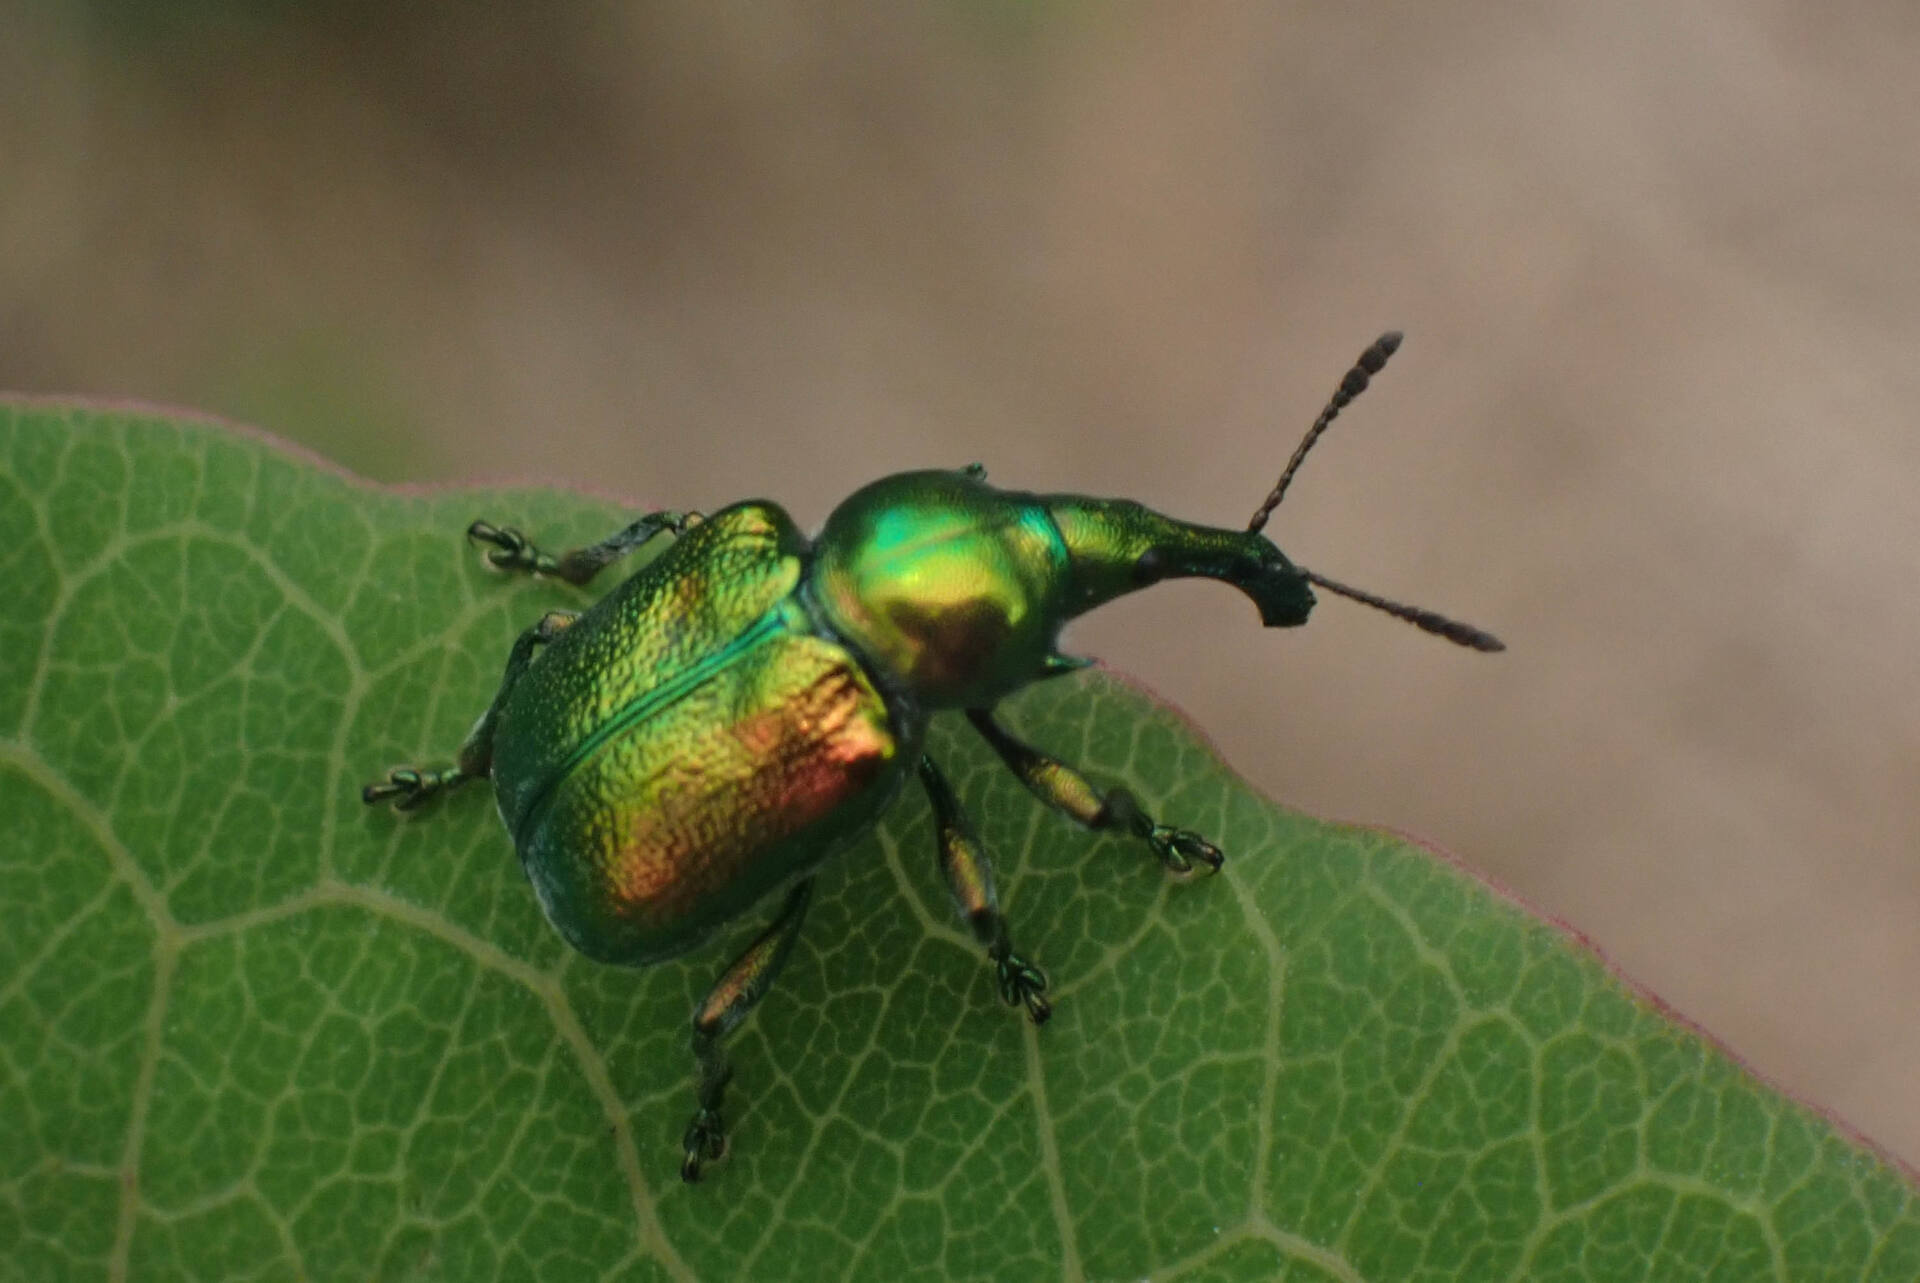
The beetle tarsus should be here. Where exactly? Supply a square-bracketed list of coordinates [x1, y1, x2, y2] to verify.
[966, 710, 1225, 878]
[467, 521, 553, 575]
[681, 1108, 727, 1183]
[1092, 785, 1226, 877]
[995, 952, 1051, 1025]
[471, 512, 704, 585]
[362, 766, 466, 811]
[1148, 825, 1226, 877]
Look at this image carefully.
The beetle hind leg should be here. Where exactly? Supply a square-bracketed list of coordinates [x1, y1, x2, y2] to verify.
[919, 755, 1051, 1025]
[681, 877, 814, 1183]
[966, 707, 1224, 876]
[467, 510, 700, 586]
[362, 610, 579, 811]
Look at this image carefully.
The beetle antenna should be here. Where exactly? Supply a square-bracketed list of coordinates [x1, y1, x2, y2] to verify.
[1301, 568, 1505, 652]
[1246, 331, 1402, 534]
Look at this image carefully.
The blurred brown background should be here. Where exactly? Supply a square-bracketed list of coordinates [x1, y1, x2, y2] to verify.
[5, 3, 1916, 1166]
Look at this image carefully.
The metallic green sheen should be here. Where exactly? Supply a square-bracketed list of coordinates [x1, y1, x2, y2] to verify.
[812, 470, 1072, 709]
[490, 502, 917, 965]
[1041, 493, 1316, 628]
[485, 474, 1312, 967]
[366, 334, 1500, 1180]
[811, 469, 1316, 712]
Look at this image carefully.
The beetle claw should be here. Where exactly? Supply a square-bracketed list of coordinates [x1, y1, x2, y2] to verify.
[467, 520, 541, 572]
[996, 954, 1051, 1025]
[681, 1108, 727, 1183]
[362, 766, 461, 812]
[1151, 826, 1226, 877]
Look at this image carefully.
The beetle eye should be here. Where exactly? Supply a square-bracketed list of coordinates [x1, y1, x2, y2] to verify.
[1133, 548, 1166, 585]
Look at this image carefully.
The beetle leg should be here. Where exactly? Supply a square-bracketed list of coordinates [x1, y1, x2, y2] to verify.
[362, 610, 579, 810]
[965, 707, 1225, 877]
[682, 877, 814, 1183]
[467, 510, 701, 585]
[918, 755, 1051, 1026]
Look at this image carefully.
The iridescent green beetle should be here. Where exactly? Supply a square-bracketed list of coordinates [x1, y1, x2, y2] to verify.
[364, 333, 1501, 1181]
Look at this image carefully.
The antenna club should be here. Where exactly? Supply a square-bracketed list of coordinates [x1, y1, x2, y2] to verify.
[1447, 622, 1507, 652]
[1339, 331, 1404, 399]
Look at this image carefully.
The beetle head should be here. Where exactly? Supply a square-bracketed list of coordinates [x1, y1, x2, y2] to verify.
[808, 330, 1503, 714]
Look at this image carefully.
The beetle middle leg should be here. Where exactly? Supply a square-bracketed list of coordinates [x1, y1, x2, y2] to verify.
[362, 610, 579, 810]
[682, 877, 815, 1183]
[918, 755, 1051, 1026]
[965, 707, 1224, 876]
[467, 509, 700, 585]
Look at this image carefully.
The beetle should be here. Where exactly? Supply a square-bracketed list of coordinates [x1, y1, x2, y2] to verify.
[363, 331, 1501, 1181]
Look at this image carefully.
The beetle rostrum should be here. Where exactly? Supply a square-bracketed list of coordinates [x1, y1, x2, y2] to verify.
[363, 331, 1502, 1181]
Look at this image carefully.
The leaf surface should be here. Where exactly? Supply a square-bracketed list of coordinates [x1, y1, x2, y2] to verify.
[2, 402, 1916, 1282]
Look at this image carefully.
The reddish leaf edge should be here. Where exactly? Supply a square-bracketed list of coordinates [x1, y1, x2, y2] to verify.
[1120, 657, 1920, 1189]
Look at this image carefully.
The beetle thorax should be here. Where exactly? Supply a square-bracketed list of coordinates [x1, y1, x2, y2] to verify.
[809, 471, 1070, 709]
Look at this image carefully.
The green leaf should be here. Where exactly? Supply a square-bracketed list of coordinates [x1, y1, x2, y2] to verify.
[3, 400, 1915, 1283]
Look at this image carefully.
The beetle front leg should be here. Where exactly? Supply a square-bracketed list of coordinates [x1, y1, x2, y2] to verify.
[682, 877, 814, 1183]
[965, 707, 1224, 876]
[918, 755, 1051, 1025]
[362, 610, 579, 810]
[468, 510, 700, 585]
